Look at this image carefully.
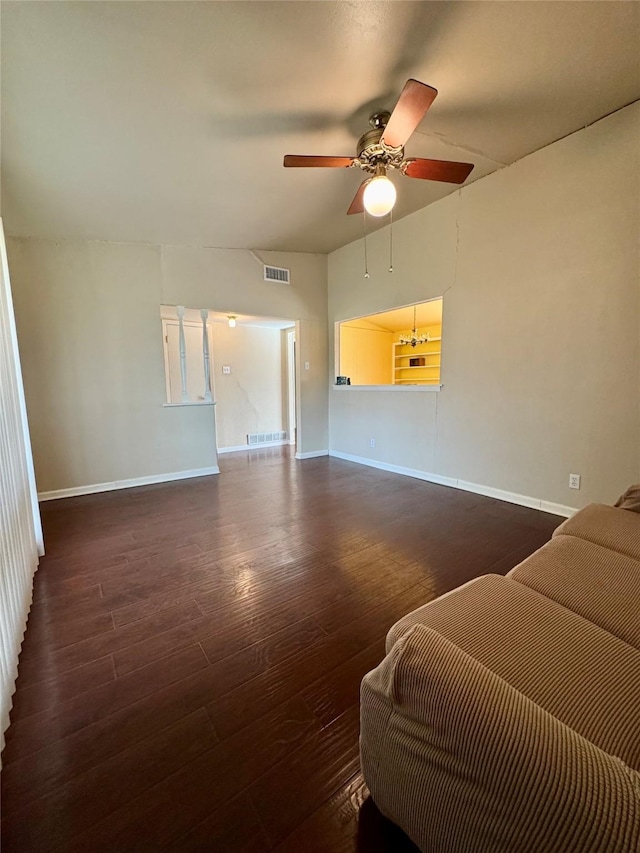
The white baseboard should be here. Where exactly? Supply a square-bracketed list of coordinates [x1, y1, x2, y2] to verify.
[328, 451, 576, 518]
[38, 466, 221, 502]
[295, 450, 329, 460]
[539, 500, 577, 517]
[457, 479, 541, 510]
[328, 451, 456, 488]
[217, 440, 288, 454]
[37, 452, 577, 518]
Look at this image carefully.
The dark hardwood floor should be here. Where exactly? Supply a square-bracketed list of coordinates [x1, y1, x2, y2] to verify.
[0, 448, 559, 851]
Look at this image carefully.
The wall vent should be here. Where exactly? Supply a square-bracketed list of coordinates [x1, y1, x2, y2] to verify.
[247, 431, 288, 446]
[264, 265, 290, 284]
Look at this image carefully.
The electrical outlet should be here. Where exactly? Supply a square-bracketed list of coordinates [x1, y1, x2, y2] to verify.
[569, 473, 581, 490]
[370, 438, 376, 448]
[304, 361, 310, 371]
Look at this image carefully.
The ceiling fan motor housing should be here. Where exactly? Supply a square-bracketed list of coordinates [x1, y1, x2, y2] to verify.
[355, 113, 405, 173]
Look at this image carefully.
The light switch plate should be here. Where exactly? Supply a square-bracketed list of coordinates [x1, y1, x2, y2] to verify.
[222, 365, 231, 375]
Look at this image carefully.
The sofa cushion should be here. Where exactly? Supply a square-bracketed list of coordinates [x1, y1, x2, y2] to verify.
[507, 534, 640, 650]
[361, 626, 640, 853]
[386, 577, 477, 654]
[554, 503, 640, 560]
[615, 484, 640, 513]
[385, 574, 640, 768]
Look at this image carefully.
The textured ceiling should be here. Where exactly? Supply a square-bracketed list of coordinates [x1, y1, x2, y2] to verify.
[2, 1, 639, 254]
[161, 306, 294, 328]
[342, 299, 443, 332]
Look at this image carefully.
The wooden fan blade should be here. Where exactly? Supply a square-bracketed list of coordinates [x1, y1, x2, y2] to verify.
[404, 158, 474, 184]
[283, 155, 354, 168]
[347, 179, 371, 215]
[380, 79, 437, 149]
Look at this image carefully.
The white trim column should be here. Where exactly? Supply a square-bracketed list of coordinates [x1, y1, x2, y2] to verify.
[200, 309, 213, 403]
[176, 305, 189, 403]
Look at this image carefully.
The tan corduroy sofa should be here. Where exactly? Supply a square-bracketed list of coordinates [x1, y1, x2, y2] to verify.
[360, 503, 640, 852]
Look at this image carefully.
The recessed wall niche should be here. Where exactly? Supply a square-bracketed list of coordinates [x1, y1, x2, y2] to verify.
[336, 298, 443, 387]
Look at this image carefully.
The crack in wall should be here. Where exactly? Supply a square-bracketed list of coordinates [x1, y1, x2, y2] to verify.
[434, 189, 462, 473]
[441, 190, 462, 298]
[234, 379, 261, 433]
[414, 128, 509, 167]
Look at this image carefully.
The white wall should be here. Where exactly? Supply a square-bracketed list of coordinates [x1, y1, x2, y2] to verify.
[7, 240, 327, 494]
[328, 103, 640, 509]
[211, 323, 286, 449]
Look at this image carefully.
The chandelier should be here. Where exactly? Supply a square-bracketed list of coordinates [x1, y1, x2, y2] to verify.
[399, 305, 430, 348]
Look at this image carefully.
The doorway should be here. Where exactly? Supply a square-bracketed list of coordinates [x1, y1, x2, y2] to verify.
[286, 327, 296, 446]
[209, 313, 297, 455]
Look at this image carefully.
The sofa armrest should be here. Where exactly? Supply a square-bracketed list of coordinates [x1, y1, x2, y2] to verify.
[360, 625, 640, 853]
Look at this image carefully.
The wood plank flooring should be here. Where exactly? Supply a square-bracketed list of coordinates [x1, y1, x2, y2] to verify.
[1, 448, 559, 851]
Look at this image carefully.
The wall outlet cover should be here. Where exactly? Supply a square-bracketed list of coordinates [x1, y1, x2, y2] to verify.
[569, 473, 581, 490]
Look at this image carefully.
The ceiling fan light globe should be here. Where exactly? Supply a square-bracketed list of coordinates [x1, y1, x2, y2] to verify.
[363, 175, 396, 217]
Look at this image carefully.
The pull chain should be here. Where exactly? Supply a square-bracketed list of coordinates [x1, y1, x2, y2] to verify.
[363, 211, 370, 278]
[389, 208, 394, 273]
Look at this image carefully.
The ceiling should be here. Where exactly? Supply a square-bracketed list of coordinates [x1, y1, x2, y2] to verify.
[342, 298, 443, 333]
[161, 305, 295, 329]
[2, 2, 639, 254]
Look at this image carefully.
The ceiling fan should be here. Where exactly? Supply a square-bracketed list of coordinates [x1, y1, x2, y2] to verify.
[284, 79, 474, 218]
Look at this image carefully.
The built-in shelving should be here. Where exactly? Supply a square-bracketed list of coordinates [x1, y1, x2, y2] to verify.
[392, 335, 442, 386]
[395, 351, 441, 359]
